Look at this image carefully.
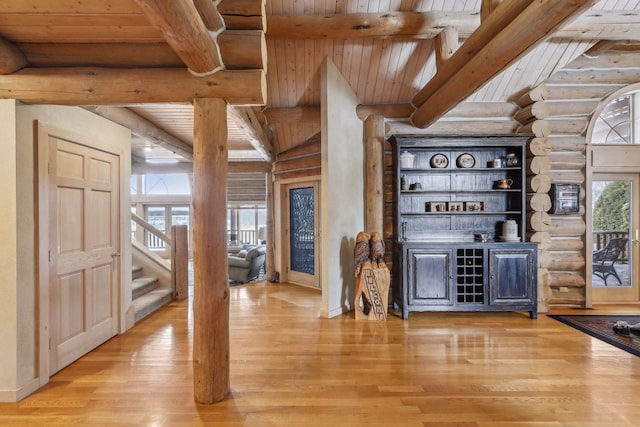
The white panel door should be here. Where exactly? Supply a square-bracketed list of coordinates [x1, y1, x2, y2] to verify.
[49, 137, 119, 373]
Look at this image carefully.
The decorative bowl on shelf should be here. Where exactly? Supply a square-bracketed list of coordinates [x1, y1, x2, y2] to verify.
[429, 153, 449, 168]
[456, 153, 475, 168]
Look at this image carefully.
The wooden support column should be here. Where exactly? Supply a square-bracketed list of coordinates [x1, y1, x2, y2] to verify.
[192, 98, 230, 404]
[364, 114, 385, 234]
[171, 225, 189, 300]
[265, 171, 275, 281]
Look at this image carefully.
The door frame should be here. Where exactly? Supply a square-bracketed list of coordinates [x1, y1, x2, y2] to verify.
[36, 121, 131, 387]
[587, 171, 640, 304]
[279, 178, 321, 288]
[586, 144, 640, 306]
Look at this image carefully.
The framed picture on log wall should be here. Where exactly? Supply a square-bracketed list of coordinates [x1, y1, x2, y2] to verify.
[550, 184, 579, 214]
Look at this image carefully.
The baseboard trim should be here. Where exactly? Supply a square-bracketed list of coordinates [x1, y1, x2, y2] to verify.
[0, 377, 41, 402]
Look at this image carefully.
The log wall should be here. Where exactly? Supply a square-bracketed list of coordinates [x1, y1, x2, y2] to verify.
[272, 136, 321, 182]
[514, 49, 639, 309]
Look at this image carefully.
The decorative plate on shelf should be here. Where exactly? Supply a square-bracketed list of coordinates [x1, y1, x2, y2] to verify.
[430, 153, 449, 168]
[456, 153, 475, 168]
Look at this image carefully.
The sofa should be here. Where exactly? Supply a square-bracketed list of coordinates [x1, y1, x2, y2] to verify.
[228, 245, 266, 283]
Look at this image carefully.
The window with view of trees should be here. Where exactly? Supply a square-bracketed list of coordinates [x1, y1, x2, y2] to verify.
[593, 181, 630, 231]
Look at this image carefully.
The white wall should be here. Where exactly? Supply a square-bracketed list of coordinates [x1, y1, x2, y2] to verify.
[0, 104, 131, 402]
[320, 58, 365, 318]
[0, 99, 19, 400]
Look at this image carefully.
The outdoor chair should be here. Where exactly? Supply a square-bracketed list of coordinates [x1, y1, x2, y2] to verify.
[592, 237, 628, 286]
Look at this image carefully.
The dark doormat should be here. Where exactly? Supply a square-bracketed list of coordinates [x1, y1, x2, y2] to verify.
[548, 314, 640, 357]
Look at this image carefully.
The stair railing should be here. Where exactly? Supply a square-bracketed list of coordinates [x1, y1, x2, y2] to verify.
[131, 213, 188, 299]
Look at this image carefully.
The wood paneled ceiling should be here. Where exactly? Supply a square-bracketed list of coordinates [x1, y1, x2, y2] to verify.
[0, 0, 639, 164]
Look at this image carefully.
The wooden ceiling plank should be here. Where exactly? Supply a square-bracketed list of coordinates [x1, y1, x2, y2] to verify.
[133, 0, 224, 74]
[264, 106, 321, 123]
[0, 37, 28, 74]
[375, 40, 400, 105]
[85, 106, 193, 160]
[411, 0, 599, 129]
[0, 67, 266, 105]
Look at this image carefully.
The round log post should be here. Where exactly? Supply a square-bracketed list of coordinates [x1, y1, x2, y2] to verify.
[192, 98, 230, 404]
[364, 114, 385, 234]
[265, 170, 275, 280]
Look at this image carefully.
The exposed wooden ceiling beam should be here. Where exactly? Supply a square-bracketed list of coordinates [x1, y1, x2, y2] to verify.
[18, 43, 183, 68]
[0, 67, 266, 105]
[611, 42, 640, 52]
[268, 12, 479, 40]
[411, 0, 599, 129]
[435, 26, 458, 69]
[266, 10, 640, 41]
[228, 106, 273, 162]
[480, 0, 503, 22]
[84, 106, 193, 160]
[133, 0, 224, 74]
[218, 0, 266, 31]
[193, 0, 226, 32]
[356, 104, 414, 120]
[0, 37, 28, 74]
[412, 0, 531, 108]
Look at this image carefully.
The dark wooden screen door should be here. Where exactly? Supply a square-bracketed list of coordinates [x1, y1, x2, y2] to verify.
[285, 182, 319, 288]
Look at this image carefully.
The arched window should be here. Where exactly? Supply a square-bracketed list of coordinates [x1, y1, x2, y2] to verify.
[592, 91, 639, 144]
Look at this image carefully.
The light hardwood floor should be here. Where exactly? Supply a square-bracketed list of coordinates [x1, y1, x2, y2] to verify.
[2, 282, 640, 426]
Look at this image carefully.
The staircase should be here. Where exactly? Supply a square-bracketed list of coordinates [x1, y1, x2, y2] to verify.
[132, 264, 173, 323]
